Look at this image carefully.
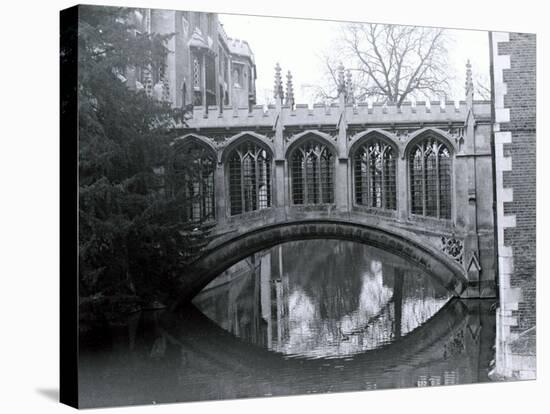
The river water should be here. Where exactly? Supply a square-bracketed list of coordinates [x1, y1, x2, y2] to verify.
[79, 239, 498, 408]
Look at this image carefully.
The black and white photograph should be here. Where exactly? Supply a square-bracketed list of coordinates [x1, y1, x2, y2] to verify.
[2, 0, 545, 413]
[58, 3, 538, 409]
[61, 6, 536, 407]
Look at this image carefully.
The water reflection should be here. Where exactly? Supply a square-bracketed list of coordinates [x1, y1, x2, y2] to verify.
[194, 240, 451, 358]
[78, 239, 498, 408]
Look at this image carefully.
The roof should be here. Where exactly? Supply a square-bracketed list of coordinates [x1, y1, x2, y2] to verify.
[188, 27, 210, 50]
[227, 38, 255, 64]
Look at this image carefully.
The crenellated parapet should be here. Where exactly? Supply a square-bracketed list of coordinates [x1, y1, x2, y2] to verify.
[184, 100, 491, 130]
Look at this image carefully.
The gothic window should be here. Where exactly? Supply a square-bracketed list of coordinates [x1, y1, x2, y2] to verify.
[172, 140, 216, 222]
[290, 139, 334, 205]
[233, 64, 243, 88]
[409, 137, 452, 219]
[354, 139, 396, 210]
[192, 55, 201, 90]
[205, 55, 216, 106]
[192, 54, 203, 106]
[228, 141, 272, 215]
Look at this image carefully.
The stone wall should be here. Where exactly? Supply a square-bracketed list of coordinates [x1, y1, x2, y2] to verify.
[491, 31, 536, 379]
[492, 32, 536, 333]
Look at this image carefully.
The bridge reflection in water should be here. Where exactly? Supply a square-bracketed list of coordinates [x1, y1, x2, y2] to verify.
[78, 240, 496, 408]
[195, 240, 455, 358]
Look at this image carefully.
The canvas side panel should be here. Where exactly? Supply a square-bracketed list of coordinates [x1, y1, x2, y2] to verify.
[60, 4, 79, 409]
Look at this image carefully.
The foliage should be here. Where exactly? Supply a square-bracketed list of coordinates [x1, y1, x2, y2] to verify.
[76, 6, 209, 318]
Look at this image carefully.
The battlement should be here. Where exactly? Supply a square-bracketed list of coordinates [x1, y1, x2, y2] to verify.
[184, 100, 492, 130]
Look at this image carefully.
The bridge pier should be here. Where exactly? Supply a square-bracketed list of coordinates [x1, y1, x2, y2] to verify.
[335, 158, 350, 212]
[396, 156, 409, 222]
[274, 160, 286, 210]
[215, 162, 227, 224]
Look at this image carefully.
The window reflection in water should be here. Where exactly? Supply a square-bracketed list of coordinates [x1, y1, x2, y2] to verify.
[193, 239, 451, 358]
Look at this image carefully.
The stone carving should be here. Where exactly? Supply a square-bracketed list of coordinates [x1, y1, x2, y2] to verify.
[441, 236, 464, 264]
[447, 127, 465, 142]
[380, 129, 409, 142]
[210, 136, 230, 149]
[394, 129, 410, 142]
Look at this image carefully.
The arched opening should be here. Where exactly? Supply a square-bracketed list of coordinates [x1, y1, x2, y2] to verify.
[227, 140, 272, 215]
[353, 138, 396, 210]
[289, 137, 335, 205]
[172, 139, 216, 222]
[409, 136, 452, 219]
[185, 220, 468, 301]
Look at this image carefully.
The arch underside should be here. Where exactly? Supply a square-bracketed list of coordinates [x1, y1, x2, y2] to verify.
[182, 219, 467, 301]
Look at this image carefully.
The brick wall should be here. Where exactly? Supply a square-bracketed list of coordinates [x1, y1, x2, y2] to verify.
[492, 32, 536, 334]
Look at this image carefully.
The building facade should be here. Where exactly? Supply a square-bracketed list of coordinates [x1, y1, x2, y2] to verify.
[125, 9, 256, 110]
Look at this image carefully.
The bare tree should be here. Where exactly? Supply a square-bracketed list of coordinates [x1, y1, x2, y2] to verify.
[474, 72, 491, 101]
[317, 23, 450, 106]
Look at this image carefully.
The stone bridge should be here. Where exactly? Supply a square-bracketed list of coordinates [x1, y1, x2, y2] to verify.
[173, 64, 496, 300]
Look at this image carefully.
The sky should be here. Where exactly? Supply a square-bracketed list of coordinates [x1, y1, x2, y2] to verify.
[219, 13, 490, 105]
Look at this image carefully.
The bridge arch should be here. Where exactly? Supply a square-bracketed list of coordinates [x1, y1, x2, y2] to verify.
[404, 127, 457, 156]
[405, 128, 455, 221]
[222, 132, 274, 216]
[285, 131, 337, 205]
[348, 128, 399, 158]
[172, 133, 218, 154]
[220, 131, 274, 163]
[285, 129, 338, 159]
[349, 130, 399, 211]
[184, 219, 468, 301]
[170, 134, 217, 222]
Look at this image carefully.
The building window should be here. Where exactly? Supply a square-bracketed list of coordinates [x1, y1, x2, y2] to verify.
[205, 55, 216, 106]
[233, 64, 243, 88]
[409, 137, 452, 219]
[290, 139, 334, 205]
[248, 66, 254, 91]
[228, 141, 271, 215]
[172, 141, 216, 222]
[354, 139, 396, 210]
[192, 55, 201, 90]
[192, 54, 203, 106]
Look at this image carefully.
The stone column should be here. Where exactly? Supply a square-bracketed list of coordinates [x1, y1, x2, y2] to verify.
[461, 60, 481, 298]
[273, 64, 286, 218]
[396, 155, 409, 221]
[335, 64, 350, 212]
[214, 161, 227, 224]
[201, 53, 207, 108]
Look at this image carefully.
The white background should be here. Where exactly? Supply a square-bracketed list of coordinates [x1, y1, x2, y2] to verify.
[0, 0, 547, 412]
